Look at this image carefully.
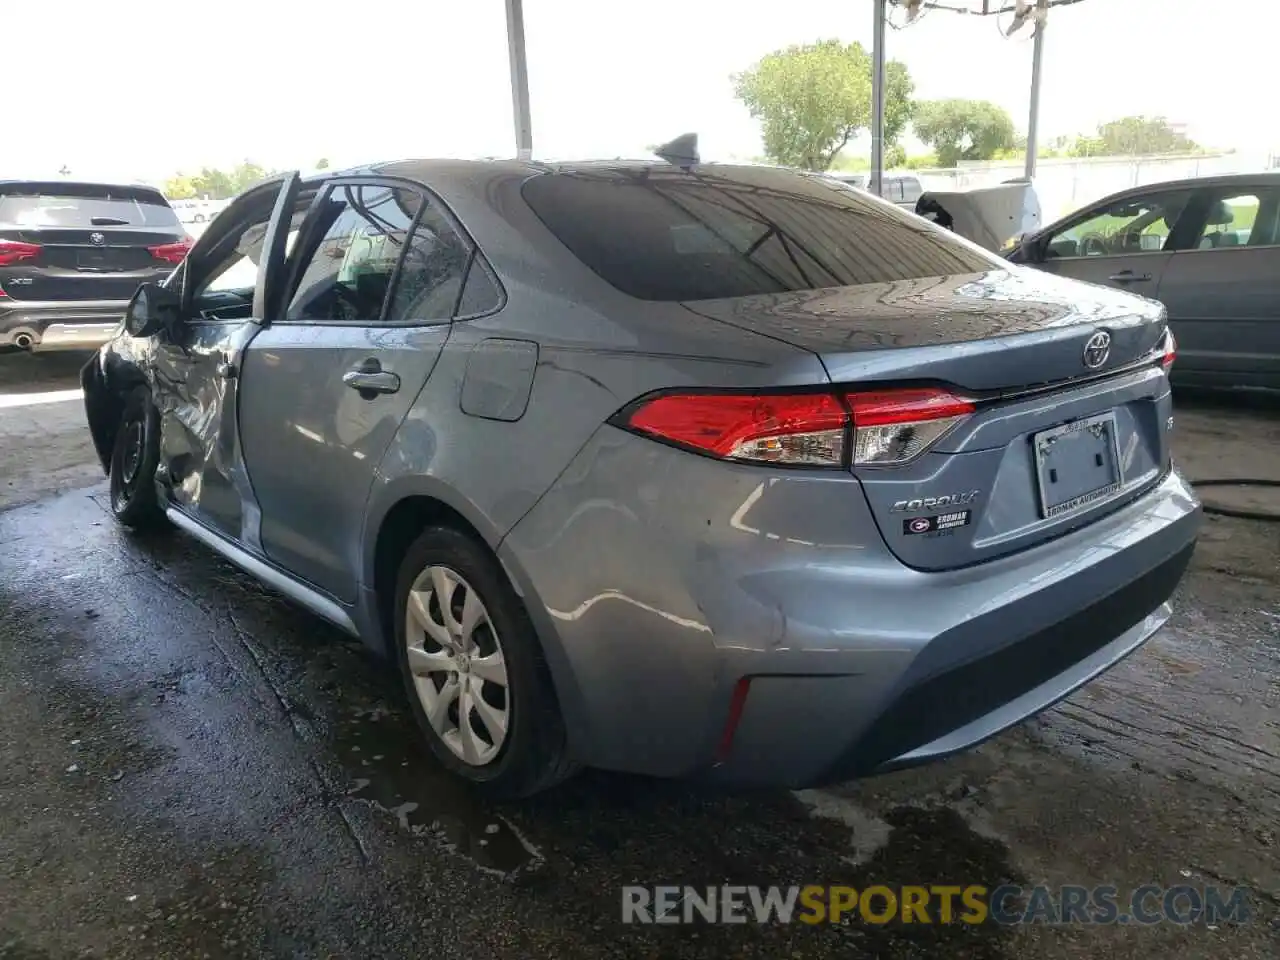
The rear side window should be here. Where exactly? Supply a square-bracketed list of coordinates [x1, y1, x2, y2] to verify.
[1189, 188, 1280, 249]
[455, 260, 503, 317]
[520, 169, 995, 302]
[0, 183, 180, 228]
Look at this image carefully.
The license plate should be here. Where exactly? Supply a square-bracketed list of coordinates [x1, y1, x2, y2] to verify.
[1033, 412, 1124, 519]
[77, 251, 109, 269]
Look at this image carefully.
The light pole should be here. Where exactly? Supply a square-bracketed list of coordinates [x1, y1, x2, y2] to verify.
[506, 0, 533, 161]
[870, 0, 887, 196]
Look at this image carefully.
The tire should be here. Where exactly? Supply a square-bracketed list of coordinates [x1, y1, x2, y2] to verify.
[393, 525, 577, 798]
[108, 386, 167, 530]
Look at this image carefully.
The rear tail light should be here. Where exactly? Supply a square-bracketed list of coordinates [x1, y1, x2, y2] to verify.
[0, 239, 41, 267]
[147, 238, 194, 264]
[845, 388, 975, 466]
[1160, 328, 1176, 372]
[623, 392, 848, 466]
[616, 386, 974, 468]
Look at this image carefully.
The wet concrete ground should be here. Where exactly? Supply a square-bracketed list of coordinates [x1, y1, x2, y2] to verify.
[1, 353, 1278, 959]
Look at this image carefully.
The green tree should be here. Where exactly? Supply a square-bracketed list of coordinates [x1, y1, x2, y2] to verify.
[163, 174, 197, 199]
[903, 152, 939, 170]
[315, 157, 331, 170]
[732, 39, 914, 171]
[912, 99, 1018, 168]
[228, 160, 273, 192]
[181, 161, 276, 200]
[1071, 116, 1198, 157]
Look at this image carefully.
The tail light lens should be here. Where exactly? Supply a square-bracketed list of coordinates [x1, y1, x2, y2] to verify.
[616, 386, 973, 468]
[0, 239, 41, 267]
[845, 388, 975, 466]
[624, 392, 848, 466]
[148, 238, 194, 264]
[1160, 328, 1176, 372]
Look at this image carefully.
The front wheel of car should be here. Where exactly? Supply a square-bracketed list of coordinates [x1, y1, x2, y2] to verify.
[393, 526, 577, 798]
[108, 386, 167, 530]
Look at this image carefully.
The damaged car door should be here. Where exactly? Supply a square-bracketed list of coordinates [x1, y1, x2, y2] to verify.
[152, 172, 302, 543]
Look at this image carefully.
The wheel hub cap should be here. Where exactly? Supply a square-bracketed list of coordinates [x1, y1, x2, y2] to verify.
[403, 565, 509, 767]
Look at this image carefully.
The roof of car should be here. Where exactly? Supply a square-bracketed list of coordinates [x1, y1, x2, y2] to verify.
[348, 157, 818, 185]
[0, 178, 164, 191]
[1098, 170, 1280, 195]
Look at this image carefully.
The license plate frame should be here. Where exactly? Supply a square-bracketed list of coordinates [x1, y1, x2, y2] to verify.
[1033, 412, 1124, 520]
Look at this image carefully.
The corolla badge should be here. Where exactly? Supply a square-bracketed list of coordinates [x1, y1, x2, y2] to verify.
[890, 490, 981, 513]
[89, 232, 105, 245]
[1083, 330, 1111, 369]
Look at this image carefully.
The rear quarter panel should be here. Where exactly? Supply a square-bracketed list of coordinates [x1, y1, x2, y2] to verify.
[361, 168, 827, 578]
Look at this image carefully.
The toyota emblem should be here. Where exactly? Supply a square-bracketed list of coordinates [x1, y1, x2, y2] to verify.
[89, 232, 105, 245]
[1082, 331, 1111, 369]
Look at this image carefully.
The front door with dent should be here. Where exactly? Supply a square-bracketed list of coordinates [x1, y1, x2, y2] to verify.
[237, 179, 473, 603]
[153, 173, 301, 544]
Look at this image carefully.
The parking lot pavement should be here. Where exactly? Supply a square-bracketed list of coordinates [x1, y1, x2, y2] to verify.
[0, 352, 103, 511]
[1, 355, 1277, 958]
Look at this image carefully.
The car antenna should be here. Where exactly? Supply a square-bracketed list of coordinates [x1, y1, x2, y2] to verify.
[653, 133, 699, 168]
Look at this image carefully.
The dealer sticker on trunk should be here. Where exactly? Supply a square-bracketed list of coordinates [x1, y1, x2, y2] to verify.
[903, 510, 972, 536]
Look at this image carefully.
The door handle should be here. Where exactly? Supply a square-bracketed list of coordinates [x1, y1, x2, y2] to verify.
[342, 358, 400, 396]
[1108, 271, 1152, 283]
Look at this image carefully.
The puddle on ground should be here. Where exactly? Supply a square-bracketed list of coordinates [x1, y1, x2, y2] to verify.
[330, 703, 543, 880]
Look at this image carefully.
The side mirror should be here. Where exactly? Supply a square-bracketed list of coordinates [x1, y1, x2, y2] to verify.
[123, 282, 181, 339]
[1006, 232, 1038, 263]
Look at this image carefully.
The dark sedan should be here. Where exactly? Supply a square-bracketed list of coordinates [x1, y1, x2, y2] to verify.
[1008, 172, 1280, 390]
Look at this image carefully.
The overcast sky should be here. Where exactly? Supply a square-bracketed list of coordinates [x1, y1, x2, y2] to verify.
[8, 0, 1272, 183]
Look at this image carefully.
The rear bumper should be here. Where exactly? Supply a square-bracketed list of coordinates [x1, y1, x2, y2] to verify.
[0, 300, 126, 351]
[811, 540, 1191, 782]
[499, 426, 1202, 786]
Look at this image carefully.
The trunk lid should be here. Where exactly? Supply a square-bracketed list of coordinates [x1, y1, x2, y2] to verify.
[685, 268, 1173, 570]
[683, 268, 1166, 391]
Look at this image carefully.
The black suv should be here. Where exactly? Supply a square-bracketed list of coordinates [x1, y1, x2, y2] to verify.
[1, 181, 190, 353]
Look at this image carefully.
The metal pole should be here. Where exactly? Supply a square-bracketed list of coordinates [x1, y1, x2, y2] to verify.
[1024, 19, 1046, 179]
[505, 0, 533, 160]
[870, 0, 887, 196]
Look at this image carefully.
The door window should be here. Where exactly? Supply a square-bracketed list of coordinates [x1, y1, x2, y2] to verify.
[286, 184, 422, 324]
[1188, 190, 1279, 249]
[384, 203, 473, 324]
[1044, 191, 1193, 259]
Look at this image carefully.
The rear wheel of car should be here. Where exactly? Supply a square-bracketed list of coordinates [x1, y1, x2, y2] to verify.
[108, 386, 166, 530]
[393, 526, 577, 798]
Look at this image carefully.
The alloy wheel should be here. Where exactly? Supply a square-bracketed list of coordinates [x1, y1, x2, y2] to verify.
[404, 565, 510, 766]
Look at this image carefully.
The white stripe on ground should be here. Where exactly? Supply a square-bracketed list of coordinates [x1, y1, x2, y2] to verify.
[0, 389, 83, 410]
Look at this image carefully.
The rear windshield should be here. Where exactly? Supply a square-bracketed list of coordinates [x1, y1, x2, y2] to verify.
[520, 168, 997, 302]
[0, 183, 180, 228]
